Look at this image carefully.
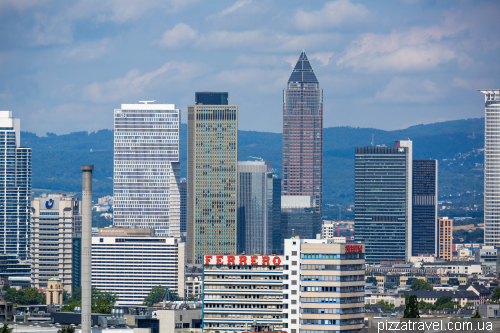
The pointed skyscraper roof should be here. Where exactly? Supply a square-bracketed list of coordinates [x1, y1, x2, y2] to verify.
[288, 50, 318, 84]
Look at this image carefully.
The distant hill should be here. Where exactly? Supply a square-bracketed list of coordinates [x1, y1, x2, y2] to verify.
[23, 118, 484, 218]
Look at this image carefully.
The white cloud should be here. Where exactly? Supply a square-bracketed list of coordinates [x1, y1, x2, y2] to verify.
[374, 77, 441, 103]
[82, 61, 204, 103]
[309, 52, 334, 66]
[337, 20, 471, 72]
[63, 39, 111, 62]
[295, 0, 368, 31]
[158, 23, 339, 52]
[215, 0, 252, 18]
[158, 23, 199, 49]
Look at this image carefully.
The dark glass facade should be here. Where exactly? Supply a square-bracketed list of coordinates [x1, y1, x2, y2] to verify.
[72, 237, 81, 293]
[412, 160, 438, 256]
[279, 197, 321, 252]
[283, 51, 323, 215]
[195, 92, 228, 105]
[354, 146, 409, 264]
[270, 178, 282, 255]
[0, 253, 30, 281]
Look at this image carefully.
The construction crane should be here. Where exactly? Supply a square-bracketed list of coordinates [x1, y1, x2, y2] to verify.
[162, 286, 170, 309]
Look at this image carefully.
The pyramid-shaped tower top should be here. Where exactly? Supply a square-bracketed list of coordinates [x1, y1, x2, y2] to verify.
[288, 50, 318, 84]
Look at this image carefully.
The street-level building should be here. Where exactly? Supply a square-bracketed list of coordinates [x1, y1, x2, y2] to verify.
[31, 194, 81, 292]
[202, 255, 284, 332]
[92, 228, 185, 305]
[282, 238, 365, 333]
[474, 246, 500, 274]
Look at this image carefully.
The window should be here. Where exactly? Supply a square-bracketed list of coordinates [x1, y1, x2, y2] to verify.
[291, 300, 297, 305]
[292, 251, 297, 256]
[292, 271, 297, 275]
[291, 309, 297, 314]
[100, 238, 103, 243]
[180, 315, 182, 321]
[292, 261, 297, 266]
[292, 290, 297, 295]
[292, 280, 297, 285]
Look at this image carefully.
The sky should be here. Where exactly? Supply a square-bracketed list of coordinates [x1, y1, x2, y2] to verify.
[0, 0, 499, 135]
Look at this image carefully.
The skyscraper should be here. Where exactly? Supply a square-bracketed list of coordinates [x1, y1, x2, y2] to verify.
[412, 160, 438, 256]
[438, 217, 453, 261]
[283, 51, 323, 215]
[354, 141, 413, 264]
[187, 93, 238, 264]
[480, 89, 500, 246]
[113, 101, 181, 237]
[0, 111, 31, 260]
[237, 161, 280, 255]
[31, 194, 81, 291]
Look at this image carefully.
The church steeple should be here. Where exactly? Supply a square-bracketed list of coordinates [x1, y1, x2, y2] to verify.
[287, 50, 318, 84]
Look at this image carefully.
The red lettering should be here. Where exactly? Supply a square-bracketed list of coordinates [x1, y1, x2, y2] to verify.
[345, 245, 362, 253]
[273, 257, 281, 265]
[262, 256, 270, 265]
[251, 256, 258, 265]
[239, 256, 247, 265]
[216, 256, 223, 265]
[205, 256, 212, 265]
[228, 256, 235, 265]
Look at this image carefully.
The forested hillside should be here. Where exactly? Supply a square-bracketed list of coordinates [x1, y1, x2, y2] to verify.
[24, 118, 484, 220]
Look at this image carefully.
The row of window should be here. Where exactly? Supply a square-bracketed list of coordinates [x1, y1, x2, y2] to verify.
[301, 253, 363, 260]
[301, 264, 364, 271]
[301, 297, 364, 304]
[301, 307, 364, 314]
[301, 286, 364, 293]
[301, 319, 364, 325]
[302, 275, 364, 282]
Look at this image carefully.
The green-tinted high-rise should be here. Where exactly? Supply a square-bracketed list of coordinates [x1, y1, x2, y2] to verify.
[187, 93, 238, 264]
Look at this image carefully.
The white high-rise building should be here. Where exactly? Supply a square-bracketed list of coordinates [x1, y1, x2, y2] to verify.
[0, 111, 31, 260]
[113, 101, 181, 237]
[480, 90, 500, 246]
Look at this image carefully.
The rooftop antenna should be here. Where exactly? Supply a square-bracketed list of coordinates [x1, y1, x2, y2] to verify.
[139, 100, 156, 104]
[371, 134, 374, 147]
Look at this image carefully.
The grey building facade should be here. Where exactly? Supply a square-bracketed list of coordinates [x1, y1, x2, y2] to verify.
[237, 161, 280, 255]
[279, 196, 321, 253]
[0, 111, 31, 260]
[354, 142, 412, 264]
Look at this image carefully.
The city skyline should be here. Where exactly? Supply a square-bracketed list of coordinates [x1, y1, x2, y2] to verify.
[0, 1, 498, 135]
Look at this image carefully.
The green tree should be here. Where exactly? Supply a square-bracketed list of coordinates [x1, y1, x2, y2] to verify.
[410, 279, 433, 291]
[4, 287, 45, 305]
[143, 286, 180, 307]
[187, 294, 196, 301]
[1, 284, 10, 291]
[473, 311, 482, 318]
[375, 300, 394, 311]
[57, 325, 75, 333]
[403, 295, 420, 318]
[435, 295, 453, 308]
[491, 288, 500, 303]
[61, 301, 81, 312]
[0, 323, 13, 333]
[93, 298, 113, 314]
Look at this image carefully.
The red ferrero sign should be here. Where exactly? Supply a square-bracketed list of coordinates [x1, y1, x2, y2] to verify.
[344, 245, 363, 253]
[204, 255, 282, 266]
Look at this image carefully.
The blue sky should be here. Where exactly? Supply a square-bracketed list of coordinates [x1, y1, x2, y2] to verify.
[0, 0, 499, 135]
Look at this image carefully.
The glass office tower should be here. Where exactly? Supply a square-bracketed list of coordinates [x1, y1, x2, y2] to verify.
[0, 111, 31, 260]
[354, 142, 412, 264]
[283, 51, 323, 215]
[113, 101, 181, 237]
[480, 90, 500, 246]
[412, 160, 438, 256]
[237, 161, 280, 255]
[187, 93, 238, 264]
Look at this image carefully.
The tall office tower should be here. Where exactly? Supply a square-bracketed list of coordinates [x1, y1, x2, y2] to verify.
[237, 161, 280, 255]
[187, 92, 238, 264]
[412, 160, 438, 256]
[282, 238, 365, 333]
[480, 90, 500, 246]
[113, 101, 181, 237]
[279, 196, 321, 252]
[180, 181, 187, 241]
[354, 141, 413, 264]
[0, 111, 31, 260]
[438, 217, 453, 261]
[31, 194, 81, 291]
[282, 51, 323, 215]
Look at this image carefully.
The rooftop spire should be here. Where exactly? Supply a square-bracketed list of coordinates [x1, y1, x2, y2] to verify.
[288, 50, 318, 84]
